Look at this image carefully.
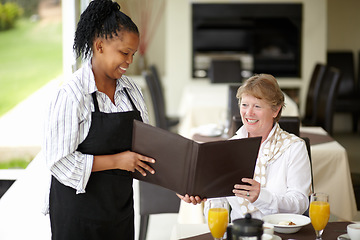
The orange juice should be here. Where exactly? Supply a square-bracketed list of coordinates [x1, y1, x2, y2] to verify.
[208, 208, 229, 238]
[309, 201, 330, 231]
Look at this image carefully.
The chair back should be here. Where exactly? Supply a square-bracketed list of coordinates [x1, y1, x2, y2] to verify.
[149, 65, 163, 98]
[301, 136, 313, 217]
[358, 50, 360, 92]
[139, 181, 180, 215]
[208, 59, 242, 84]
[301, 137, 314, 192]
[228, 84, 241, 126]
[303, 63, 326, 125]
[327, 51, 356, 97]
[138, 181, 180, 240]
[315, 66, 341, 135]
[278, 116, 300, 137]
[143, 70, 168, 129]
[328, 51, 360, 133]
[146, 65, 179, 131]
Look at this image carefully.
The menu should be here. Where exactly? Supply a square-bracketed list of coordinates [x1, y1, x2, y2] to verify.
[132, 120, 261, 198]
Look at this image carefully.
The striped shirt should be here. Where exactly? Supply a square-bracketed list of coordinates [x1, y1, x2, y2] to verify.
[43, 60, 149, 201]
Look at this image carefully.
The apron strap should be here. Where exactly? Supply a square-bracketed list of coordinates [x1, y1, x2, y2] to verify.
[91, 92, 100, 112]
[123, 88, 138, 111]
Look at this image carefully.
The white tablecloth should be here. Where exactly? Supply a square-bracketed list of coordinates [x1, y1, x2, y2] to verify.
[170, 223, 210, 240]
[178, 83, 299, 138]
[300, 126, 357, 221]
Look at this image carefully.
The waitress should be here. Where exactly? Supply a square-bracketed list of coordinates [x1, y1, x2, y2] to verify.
[42, 0, 155, 239]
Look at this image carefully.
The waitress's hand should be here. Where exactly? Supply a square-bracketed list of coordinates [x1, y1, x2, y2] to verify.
[233, 178, 260, 203]
[116, 151, 155, 176]
[176, 193, 206, 205]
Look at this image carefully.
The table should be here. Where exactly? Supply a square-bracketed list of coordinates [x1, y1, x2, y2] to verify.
[171, 221, 352, 240]
[178, 83, 299, 139]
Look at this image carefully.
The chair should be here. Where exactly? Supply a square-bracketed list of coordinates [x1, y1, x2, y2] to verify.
[315, 66, 341, 136]
[327, 51, 360, 133]
[208, 59, 242, 84]
[138, 182, 180, 240]
[227, 84, 241, 135]
[140, 69, 181, 240]
[302, 137, 314, 192]
[278, 116, 301, 137]
[302, 63, 327, 126]
[358, 50, 360, 88]
[301, 136, 313, 217]
[327, 51, 356, 98]
[144, 66, 179, 131]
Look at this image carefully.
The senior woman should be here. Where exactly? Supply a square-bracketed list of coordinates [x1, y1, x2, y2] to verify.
[180, 74, 311, 220]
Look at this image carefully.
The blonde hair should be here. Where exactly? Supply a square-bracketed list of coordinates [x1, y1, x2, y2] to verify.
[236, 74, 285, 122]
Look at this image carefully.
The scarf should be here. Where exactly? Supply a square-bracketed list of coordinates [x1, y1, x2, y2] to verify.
[238, 123, 302, 214]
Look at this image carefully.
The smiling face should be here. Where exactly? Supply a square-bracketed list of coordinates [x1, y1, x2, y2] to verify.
[240, 93, 281, 140]
[92, 30, 139, 82]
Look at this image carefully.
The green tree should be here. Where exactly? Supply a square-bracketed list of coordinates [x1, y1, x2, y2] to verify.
[0, 2, 23, 30]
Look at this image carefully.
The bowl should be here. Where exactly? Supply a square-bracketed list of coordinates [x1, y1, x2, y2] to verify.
[262, 213, 311, 234]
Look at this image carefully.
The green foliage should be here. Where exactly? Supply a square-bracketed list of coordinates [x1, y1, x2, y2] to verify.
[0, 0, 39, 17]
[0, 158, 31, 169]
[0, 2, 23, 30]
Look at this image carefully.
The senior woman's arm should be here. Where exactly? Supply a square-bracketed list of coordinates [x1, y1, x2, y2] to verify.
[251, 140, 311, 215]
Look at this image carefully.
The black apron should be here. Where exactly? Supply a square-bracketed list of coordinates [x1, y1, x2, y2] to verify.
[49, 89, 142, 240]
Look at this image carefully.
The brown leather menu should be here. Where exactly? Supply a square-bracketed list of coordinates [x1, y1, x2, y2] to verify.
[132, 120, 261, 198]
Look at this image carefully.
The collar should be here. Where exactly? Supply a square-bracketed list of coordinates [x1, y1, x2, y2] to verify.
[235, 122, 278, 143]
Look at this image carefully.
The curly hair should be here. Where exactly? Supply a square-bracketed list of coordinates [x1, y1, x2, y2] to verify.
[73, 0, 139, 59]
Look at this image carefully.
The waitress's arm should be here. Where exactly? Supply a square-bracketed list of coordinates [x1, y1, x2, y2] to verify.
[44, 90, 95, 194]
[92, 150, 155, 176]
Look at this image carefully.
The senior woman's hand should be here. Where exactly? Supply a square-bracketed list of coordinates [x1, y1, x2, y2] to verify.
[233, 178, 261, 203]
[176, 193, 206, 205]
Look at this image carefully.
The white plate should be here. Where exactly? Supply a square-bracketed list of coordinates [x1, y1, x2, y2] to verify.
[337, 233, 350, 240]
[262, 214, 311, 234]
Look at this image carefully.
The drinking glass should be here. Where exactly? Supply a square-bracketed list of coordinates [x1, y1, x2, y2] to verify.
[207, 199, 229, 240]
[309, 193, 330, 239]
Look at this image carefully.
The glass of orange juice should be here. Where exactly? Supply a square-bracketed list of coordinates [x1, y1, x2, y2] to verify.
[309, 193, 330, 239]
[207, 199, 229, 240]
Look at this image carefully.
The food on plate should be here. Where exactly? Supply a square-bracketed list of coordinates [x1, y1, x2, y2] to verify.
[278, 221, 296, 226]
